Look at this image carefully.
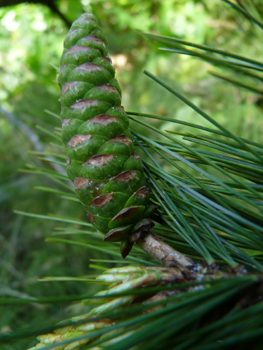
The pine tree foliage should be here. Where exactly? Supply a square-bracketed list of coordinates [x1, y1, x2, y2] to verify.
[2, 1, 263, 349]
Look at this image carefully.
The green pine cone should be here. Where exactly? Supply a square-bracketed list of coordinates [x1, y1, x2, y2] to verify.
[59, 13, 155, 257]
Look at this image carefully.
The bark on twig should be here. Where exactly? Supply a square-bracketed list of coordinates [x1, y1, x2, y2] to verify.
[136, 231, 202, 273]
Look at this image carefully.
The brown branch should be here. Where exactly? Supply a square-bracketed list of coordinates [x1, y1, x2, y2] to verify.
[45, 0, 71, 28]
[136, 231, 202, 273]
[0, 0, 71, 28]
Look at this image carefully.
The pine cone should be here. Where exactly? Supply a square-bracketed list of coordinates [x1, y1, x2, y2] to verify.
[59, 13, 155, 257]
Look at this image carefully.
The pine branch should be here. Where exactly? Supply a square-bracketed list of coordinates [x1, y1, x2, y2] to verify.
[136, 231, 201, 272]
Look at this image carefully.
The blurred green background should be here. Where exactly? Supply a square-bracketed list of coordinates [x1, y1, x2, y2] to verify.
[1, 0, 263, 349]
